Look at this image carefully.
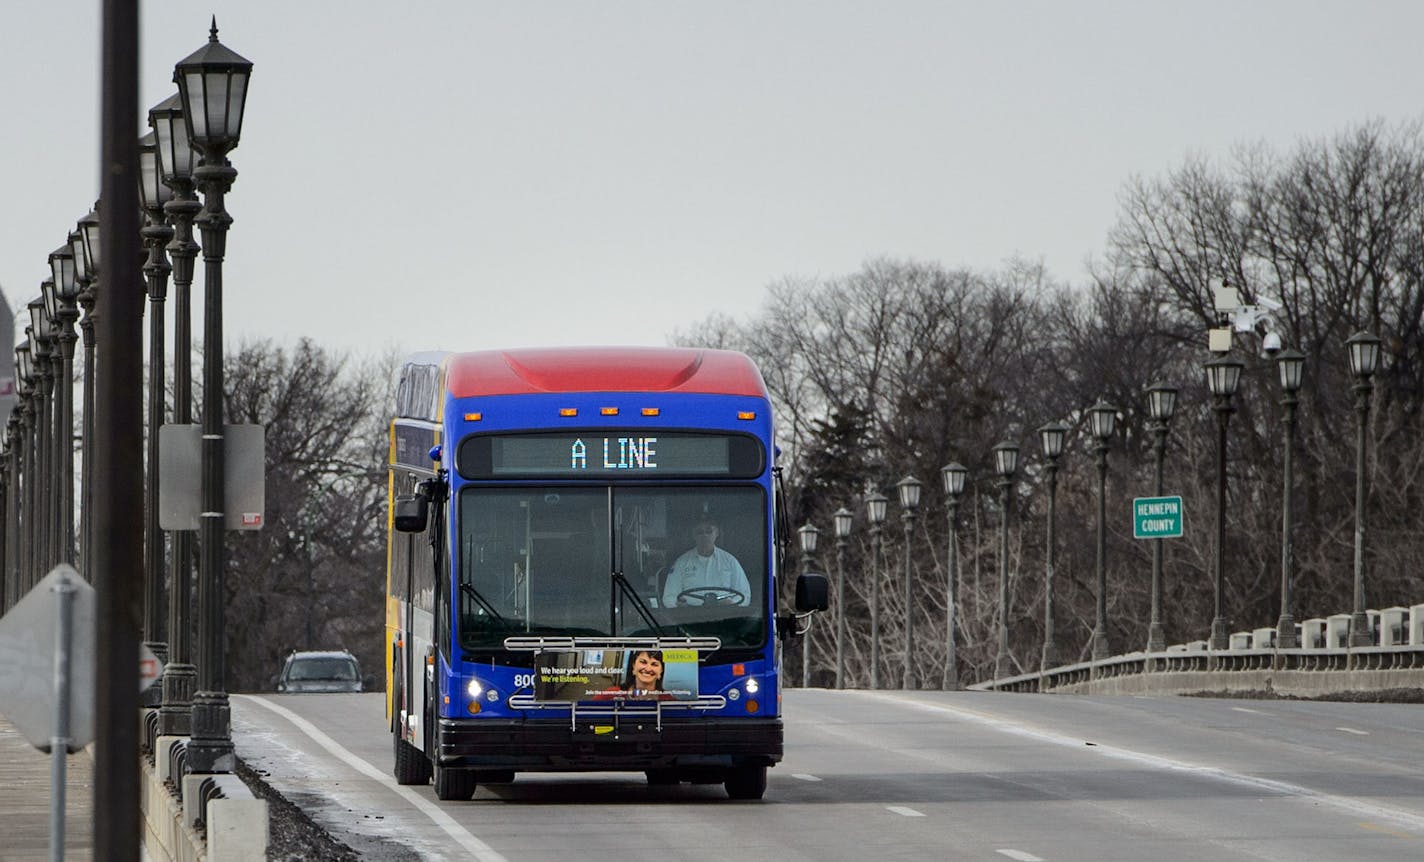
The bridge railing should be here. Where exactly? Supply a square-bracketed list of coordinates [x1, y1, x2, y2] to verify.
[971, 603, 1424, 697]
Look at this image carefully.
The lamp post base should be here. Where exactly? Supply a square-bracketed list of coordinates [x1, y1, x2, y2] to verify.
[1146, 622, 1166, 654]
[1209, 617, 1230, 650]
[1275, 614, 1298, 649]
[157, 663, 196, 737]
[1348, 611, 1373, 647]
[1090, 627, 1110, 661]
[186, 691, 234, 773]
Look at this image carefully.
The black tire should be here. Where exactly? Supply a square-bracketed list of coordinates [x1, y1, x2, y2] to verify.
[393, 734, 431, 785]
[434, 763, 477, 801]
[645, 768, 679, 786]
[724, 765, 767, 800]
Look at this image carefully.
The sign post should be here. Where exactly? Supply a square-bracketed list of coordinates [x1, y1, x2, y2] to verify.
[1133, 495, 1184, 539]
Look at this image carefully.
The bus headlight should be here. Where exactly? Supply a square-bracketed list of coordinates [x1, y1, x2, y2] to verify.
[744, 677, 759, 695]
[466, 678, 483, 700]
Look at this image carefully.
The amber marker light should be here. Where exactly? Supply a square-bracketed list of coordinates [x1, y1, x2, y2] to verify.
[467, 701, 481, 715]
[737, 411, 757, 421]
[559, 408, 578, 417]
[601, 407, 619, 416]
[746, 700, 759, 713]
[641, 407, 660, 416]
[463, 412, 482, 421]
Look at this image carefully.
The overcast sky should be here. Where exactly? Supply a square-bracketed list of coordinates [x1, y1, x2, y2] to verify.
[3, 1, 1422, 361]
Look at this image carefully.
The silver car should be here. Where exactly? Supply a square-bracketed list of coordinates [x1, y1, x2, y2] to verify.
[275, 649, 370, 693]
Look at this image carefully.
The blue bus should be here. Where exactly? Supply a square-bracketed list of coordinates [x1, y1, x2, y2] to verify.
[385, 346, 827, 800]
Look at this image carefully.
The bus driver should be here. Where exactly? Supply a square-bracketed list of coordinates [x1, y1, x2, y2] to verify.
[661, 514, 751, 607]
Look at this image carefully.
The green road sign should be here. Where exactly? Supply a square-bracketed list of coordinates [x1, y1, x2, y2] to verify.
[1133, 495, 1183, 539]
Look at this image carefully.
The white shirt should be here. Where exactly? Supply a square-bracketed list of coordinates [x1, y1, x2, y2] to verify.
[662, 546, 751, 607]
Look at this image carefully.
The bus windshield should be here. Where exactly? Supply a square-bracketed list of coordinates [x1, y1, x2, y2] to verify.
[456, 485, 767, 649]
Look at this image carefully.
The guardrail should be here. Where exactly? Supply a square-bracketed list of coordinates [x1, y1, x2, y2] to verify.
[139, 708, 268, 861]
[972, 604, 1424, 697]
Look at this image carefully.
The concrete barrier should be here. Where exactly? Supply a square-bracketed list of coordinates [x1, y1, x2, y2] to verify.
[1411, 604, 1424, 645]
[1251, 627, 1275, 649]
[1326, 614, 1352, 648]
[1300, 618, 1325, 648]
[1229, 632, 1251, 650]
[1380, 607, 1408, 646]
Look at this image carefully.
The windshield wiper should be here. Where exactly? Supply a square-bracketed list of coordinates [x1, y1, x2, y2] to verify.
[460, 582, 510, 629]
[610, 570, 685, 637]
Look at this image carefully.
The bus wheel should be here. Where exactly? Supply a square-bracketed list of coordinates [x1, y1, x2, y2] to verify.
[434, 763, 477, 801]
[723, 765, 767, 800]
[393, 734, 430, 785]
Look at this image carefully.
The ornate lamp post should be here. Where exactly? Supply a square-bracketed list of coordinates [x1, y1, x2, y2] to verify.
[865, 490, 888, 689]
[1145, 383, 1178, 653]
[27, 298, 53, 573]
[992, 442, 1018, 679]
[14, 342, 34, 587]
[151, 92, 201, 736]
[832, 507, 852, 689]
[176, 19, 253, 774]
[1345, 331, 1381, 648]
[75, 207, 100, 580]
[797, 522, 819, 687]
[1274, 350, 1305, 649]
[1088, 402, 1117, 660]
[1037, 423, 1067, 670]
[46, 248, 82, 565]
[139, 131, 176, 695]
[896, 475, 922, 689]
[1205, 356, 1244, 649]
[940, 462, 967, 689]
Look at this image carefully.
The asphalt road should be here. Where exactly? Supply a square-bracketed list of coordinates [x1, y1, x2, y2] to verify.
[232, 689, 1424, 861]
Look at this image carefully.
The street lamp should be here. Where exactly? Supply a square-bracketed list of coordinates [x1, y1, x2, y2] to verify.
[896, 475, 922, 689]
[139, 131, 176, 700]
[832, 507, 853, 689]
[27, 297, 53, 574]
[992, 442, 1018, 678]
[152, 92, 202, 738]
[75, 207, 100, 581]
[798, 522, 819, 688]
[47, 245, 81, 566]
[1145, 383, 1178, 653]
[1345, 331, 1381, 649]
[1274, 350, 1305, 650]
[14, 341, 34, 588]
[940, 462, 967, 689]
[865, 490, 888, 689]
[176, 18, 253, 774]
[1205, 355, 1244, 649]
[1088, 402, 1117, 660]
[1037, 423, 1067, 670]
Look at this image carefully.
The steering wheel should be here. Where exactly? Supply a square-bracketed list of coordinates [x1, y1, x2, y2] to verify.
[676, 586, 747, 607]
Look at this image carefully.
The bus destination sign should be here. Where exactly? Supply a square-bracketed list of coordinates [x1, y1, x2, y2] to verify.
[457, 431, 764, 479]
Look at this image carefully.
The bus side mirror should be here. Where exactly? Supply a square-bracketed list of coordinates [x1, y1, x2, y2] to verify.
[795, 572, 829, 613]
[394, 494, 428, 533]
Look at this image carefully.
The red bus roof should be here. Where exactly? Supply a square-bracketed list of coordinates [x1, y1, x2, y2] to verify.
[444, 347, 769, 399]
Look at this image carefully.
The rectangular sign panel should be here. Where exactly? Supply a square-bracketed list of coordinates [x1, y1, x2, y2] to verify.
[1133, 495, 1183, 539]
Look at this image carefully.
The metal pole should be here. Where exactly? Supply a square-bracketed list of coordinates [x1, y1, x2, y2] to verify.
[49, 572, 75, 862]
[869, 524, 880, 690]
[994, 477, 1012, 678]
[901, 510, 916, 690]
[800, 545, 810, 689]
[1041, 461, 1059, 670]
[77, 290, 96, 582]
[1276, 392, 1299, 648]
[142, 207, 174, 705]
[1209, 400, 1231, 649]
[834, 537, 846, 689]
[57, 312, 78, 564]
[1349, 377, 1373, 647]
[159, 171, 200, 737]
[94, 0, 144, 852]
[1147, 423, 1168, 652]
[1091, 442, 1110, 660]
[189, 148, 238, 773]
[943, 498, 959, 690]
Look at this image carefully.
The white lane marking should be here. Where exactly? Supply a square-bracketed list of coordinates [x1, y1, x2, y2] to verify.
[791, 773, 822, 781]
[859, 691, 1424, 834]
[235, 695, 508, 862]
[1337, 726, 1370, 735]
[996, 850, 1045, 862]
[1231, 707, 1264, 714]
[886, 805, 925, 817]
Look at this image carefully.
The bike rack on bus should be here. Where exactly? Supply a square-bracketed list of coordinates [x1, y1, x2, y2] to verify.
[503, 636, 727, 731]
